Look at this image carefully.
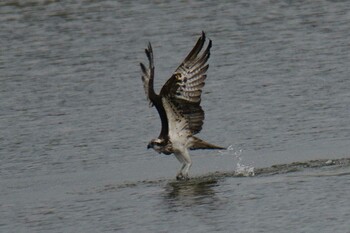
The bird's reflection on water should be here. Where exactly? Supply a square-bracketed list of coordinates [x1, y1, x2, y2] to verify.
[163, 177, 224, 209]
[166, 178, 218, 198]
[162, 177, 231, 229]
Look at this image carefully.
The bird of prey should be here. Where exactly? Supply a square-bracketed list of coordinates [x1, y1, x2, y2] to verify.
[140, 31, 224, 180]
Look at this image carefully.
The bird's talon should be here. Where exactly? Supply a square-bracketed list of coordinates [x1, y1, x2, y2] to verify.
[176, 174, 189, 181]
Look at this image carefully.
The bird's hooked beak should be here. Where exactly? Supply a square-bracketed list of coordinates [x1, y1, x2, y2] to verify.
[147, 143, 152, 149]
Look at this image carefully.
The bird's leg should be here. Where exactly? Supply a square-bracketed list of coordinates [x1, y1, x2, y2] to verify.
[182, 161, 192, 180]
[174, 149, 192, 180]
[176, 150, 192, 180]
[175, 152, 185, 180]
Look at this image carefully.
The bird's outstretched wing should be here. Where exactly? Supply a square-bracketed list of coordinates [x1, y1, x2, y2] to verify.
[140, 43, 156, 107]
[140, 43, 170, 139]
[160, 31, 212, 137]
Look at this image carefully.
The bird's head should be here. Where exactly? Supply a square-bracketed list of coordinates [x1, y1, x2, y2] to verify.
[147, 138, 164, 153]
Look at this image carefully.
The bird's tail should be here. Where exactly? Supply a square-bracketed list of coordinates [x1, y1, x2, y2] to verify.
[190, 136, 226, 150]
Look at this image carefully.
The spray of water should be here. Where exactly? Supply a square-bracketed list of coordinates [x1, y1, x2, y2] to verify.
[219, 145, 255, 177]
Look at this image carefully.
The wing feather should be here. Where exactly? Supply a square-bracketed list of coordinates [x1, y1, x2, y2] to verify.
[141, 43, 171, 139]
[140, 43, 156, 107]
[160, 31, 211, 136]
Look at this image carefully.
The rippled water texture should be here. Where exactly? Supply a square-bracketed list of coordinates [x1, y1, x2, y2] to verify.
[1, 0, 350, 232]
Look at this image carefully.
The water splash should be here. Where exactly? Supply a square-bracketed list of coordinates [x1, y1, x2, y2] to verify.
[235, 161, 255, 177]
[219, 145, 255, 177]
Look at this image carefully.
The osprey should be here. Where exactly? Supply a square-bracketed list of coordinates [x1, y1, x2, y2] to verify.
[140, 32, 224, 180]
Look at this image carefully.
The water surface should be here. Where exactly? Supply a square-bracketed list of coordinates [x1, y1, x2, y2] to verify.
[1, 0, 350, 232]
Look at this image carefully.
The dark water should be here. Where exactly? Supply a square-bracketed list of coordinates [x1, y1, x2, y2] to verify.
[1, 0, 350, 232]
